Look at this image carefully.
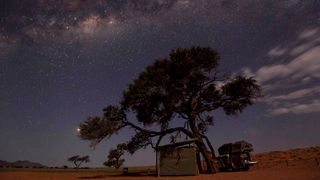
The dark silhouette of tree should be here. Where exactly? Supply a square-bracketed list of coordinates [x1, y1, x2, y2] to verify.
[103, 143, 126, 169]
[78, 47, 261, 173]
[68, 155, 90, 169]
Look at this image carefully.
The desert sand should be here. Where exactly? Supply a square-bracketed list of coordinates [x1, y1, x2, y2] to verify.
[1, 146, 319, 180]
[0, 166, 319, 180]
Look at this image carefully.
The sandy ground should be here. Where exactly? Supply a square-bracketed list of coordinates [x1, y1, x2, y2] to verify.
[1, 147, 319, 180]
[1, 166, 319, 180]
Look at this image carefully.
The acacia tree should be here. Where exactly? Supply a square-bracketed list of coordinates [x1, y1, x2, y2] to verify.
[103, 143, 126, 169]
[79, 47, 261, 173]
[68, 155, 90, 169]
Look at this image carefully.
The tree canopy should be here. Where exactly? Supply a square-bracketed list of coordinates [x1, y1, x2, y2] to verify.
[78, 47, 261, 173]
[103, 143, 127, 169]
[68, 155, 90, 169]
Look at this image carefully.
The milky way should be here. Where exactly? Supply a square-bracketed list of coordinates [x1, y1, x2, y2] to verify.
[0, 0, 320, 167]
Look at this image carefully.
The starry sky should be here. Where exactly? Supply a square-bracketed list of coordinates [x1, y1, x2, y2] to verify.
[1, 0, 320, 167]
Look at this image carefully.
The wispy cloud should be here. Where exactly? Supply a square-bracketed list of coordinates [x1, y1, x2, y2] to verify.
[248, 46, 320, 85]
[264, 86, 320, 102]
[299, 28, 319, 39]
[268, 47, 288, 57]
[270, 100, 320, 115]
[243, 27, 320, 116]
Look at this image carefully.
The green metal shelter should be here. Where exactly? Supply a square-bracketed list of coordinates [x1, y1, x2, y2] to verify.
[156, 139, 200, 176]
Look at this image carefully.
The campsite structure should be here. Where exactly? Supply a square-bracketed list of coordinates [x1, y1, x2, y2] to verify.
[156, 139, 200, 176]
[155, 139, 256, 176]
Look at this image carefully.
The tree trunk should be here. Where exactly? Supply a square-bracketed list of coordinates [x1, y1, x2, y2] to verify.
[195, 139, 219, 173]
[77, 161, 82, 169]
[189, 126, 218, 173]
[75, 161, 81, 169]
[201, 134, 217, 159]
[189, 98, 219, 173]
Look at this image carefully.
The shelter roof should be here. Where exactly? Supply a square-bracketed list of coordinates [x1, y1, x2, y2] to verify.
[156, 138, 198, 150]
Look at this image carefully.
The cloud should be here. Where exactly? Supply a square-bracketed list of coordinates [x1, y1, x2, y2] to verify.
[299, 28, 318, 39]
[243, 28, 320, 116]
[254, 64, 290, 83]
[251, 43, 320, 84]
[268, 47, 288, 57]
[246, 45, 320, 85]
[263, 86, 320, 102]
[270, 100, 320, 115]
[291, 37, 320, 56]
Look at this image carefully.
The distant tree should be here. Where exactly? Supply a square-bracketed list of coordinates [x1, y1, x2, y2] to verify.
[79, 47, 261, 173]
[68, 155, 90, 169]
[103, 143, 126, 169]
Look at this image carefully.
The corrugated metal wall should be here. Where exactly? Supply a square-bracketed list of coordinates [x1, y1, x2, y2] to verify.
[158, 146, 199, 176]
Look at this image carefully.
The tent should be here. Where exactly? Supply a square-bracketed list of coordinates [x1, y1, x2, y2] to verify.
[156, 139, 199, 176]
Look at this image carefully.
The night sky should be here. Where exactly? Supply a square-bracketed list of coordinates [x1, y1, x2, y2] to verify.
[1, 0, 320, 167]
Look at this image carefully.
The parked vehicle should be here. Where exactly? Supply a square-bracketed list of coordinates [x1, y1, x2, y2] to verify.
[217, 140, 257, 171]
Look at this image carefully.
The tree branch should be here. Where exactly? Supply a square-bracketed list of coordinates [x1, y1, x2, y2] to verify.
[122, 119, 194, 139]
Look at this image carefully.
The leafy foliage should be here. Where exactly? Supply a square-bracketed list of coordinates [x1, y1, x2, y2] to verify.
[126, 131, 153, 154]
[103, 144, 127, 169]
[79, 46, 262, 173]
[68, 155, 90, 169]
[121, 47, 220, 128]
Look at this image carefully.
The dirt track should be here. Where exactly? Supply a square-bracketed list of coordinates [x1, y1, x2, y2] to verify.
[1, 166, 319, 180]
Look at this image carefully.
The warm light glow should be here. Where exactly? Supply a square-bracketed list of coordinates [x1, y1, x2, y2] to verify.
[76, 127, 81, 132]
